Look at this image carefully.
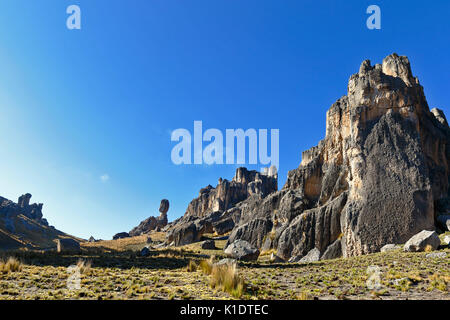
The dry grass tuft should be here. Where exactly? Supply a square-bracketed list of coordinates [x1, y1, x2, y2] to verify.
[199, 259, 213, 275]
[0, 257, 23, 273]
[186, 260, 198, 272]
[76, 259, 92, 274]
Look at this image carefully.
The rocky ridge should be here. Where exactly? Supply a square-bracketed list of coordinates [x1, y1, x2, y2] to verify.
[225, 53, 449, 260]
[163, 54, 449, 263]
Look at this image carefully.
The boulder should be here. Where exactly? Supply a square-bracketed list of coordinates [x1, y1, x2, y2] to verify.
[425, 252, 447, 259]
[214, 258, 237, 267]
[299, 248, 321, 263]
[201, 240, 216, 250]
[403, 230, 441, 252]
[224, 240, 260, 261]
[166, 222, 199, 246]
[320, 239, 342, 260]
[380, 244, 401, 253]
[113, 232, 130, 240]
[139, 246, 150, 257]
[56, 239, 81, 254]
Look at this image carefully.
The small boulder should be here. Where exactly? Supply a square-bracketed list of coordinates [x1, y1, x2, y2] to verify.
[201, 240, 216, 250]
[403, 230, 440, 252]
[425, 252, 447, 259]
[56, 239, 81, 254]
[380, 244, 401, 253]
[140, 246, 150, 257]
[224, 240, 260, 261]
[299, 248, 321, 263]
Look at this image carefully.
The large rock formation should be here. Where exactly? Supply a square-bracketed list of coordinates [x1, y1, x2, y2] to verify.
[166, 167, 278, 246]
[0, 193, 79, 250]
[1, 193, 48, 227]
[129, 199, 170, 237]
[224, 54, 449, 260]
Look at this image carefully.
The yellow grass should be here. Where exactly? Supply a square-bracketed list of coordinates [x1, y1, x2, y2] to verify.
[0, 257, 22, 273]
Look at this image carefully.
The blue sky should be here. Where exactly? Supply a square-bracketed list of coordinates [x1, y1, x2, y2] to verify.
[0, 0, 448, 240]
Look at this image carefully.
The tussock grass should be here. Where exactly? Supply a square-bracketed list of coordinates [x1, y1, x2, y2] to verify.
[0, 257, 23, 273]
[210, 263, 245, 298]
[199, 259, 213, 275]
[196, 258, 245, 298]
[77, 259, 92, 274]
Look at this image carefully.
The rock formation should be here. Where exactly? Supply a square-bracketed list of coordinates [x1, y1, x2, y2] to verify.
[0, 193, 79, 250]
[56, 238, 81, 254]
[1, 193, 48, 227]
[129, 199, 170, 237]
[166, 167, 278, 246]
[222, 53, 449, 260]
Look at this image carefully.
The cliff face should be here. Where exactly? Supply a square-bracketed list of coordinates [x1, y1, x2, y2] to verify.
[185, 167, 278, 219]
[227, 54, 449, 259]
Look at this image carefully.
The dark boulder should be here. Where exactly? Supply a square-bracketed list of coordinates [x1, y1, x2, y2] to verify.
[224, 240, 260, 261]
[113, 232, 130, 240]
[56, 238, 81, 254]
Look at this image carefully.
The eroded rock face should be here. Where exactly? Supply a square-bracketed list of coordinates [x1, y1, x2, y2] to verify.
[166, 168, 277, 246]
[226, 53, 450, 259]
[113, 232, 130, 240]
[0, 193, 47, 226]
[186, 167, 277, 219]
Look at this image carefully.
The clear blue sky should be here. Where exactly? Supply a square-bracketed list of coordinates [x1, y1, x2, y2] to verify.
[0, 1, 448, 240]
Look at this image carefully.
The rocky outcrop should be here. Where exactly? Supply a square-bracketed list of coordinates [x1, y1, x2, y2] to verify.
[129, 199, 169, 237]
[113, 232, 130, 240]
[1, 193, 47, 226]
[223, 54, 450, 260]
[0, 193, 80, 250]
[403, 230, 441, 252]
